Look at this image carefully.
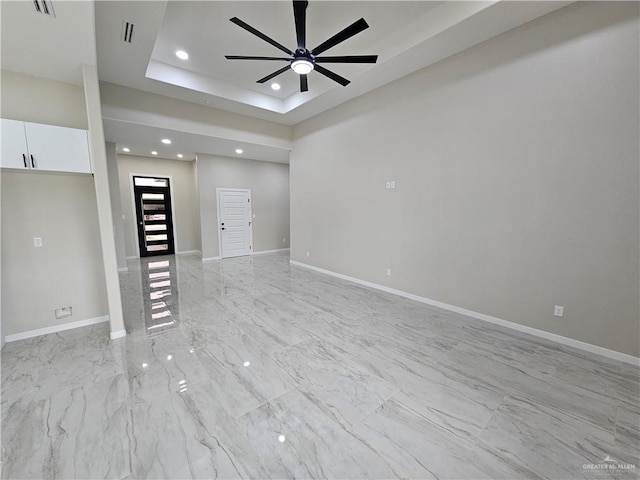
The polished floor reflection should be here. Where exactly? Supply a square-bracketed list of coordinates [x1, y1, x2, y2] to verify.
[142, 257, 180, 336]
[2, 252, 639, 479]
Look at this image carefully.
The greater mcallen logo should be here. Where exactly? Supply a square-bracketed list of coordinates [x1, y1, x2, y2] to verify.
[583, 455, 636, 474]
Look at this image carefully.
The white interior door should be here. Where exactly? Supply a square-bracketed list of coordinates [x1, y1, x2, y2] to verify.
[217, 188, 252, 258]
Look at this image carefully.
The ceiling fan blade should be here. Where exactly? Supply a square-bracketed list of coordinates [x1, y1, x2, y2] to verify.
[293, 1, 308, 51]
[225, 55, 291, 61]
[300, 74, 308, 92]
[230, 17, 292, 55]
[311, 18, 369, 56]
[315, 55, 378, 64]
[314, 64, 350, 86]
[257, 65, 291, 84]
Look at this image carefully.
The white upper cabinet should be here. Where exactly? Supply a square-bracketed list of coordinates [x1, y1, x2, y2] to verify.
[1, 119, 30, 169]
[24, 122, 91, 173]
[0, 119, 92, 174]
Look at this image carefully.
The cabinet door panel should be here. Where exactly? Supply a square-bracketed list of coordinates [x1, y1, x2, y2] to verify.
[1, 119, 29, 169]
[24, 123, 91, 173]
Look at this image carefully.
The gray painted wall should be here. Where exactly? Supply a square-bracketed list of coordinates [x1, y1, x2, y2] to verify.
[1, 70, 88, 129]
[1, 172, 108, 335]
[117, 154, 201, 257]
[105, 142, 127, 270]
[290, 3, 640, 356]
[197, 155, 290, 259]
[1, 71, 107, 337]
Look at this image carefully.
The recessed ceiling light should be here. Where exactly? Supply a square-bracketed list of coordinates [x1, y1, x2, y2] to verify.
[271, 83, 281, 91]
[122, 147, 130, 152]
[235, 148, 243, 154]
[177, 154, 183, 159]
[161, 138, 171, 145]
[151, 151, 158, 155]
[175, 50, 189, 60]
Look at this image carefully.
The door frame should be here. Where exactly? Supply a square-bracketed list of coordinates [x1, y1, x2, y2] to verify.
[129, 173, 179, 258]
[216, 187, 253, 259]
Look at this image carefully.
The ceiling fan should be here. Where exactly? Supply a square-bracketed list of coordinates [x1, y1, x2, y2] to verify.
[225, 0, 378, 92]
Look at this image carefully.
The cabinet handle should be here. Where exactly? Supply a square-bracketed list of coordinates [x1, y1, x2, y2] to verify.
[22, 154, 27, 168]
[30, 155, 35, 168]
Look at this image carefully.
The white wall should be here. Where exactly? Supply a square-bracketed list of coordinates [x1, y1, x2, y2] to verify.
[1, 70, 108, 338]
[83, 64, 126, 339]
[291, 3, 640, 357]
[117, 154, 200, 257]
[196, 155, 290, 259]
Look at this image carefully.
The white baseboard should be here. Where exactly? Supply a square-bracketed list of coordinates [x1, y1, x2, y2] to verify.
[290, 260, 639, 367]
[117, 267, 128, 272]
[110, 329, 127, 340]
[5, 315, 110, 343]
[253, 248, 290, 255]
[177, 250, 201, 256]
[203, 249, 289, 262]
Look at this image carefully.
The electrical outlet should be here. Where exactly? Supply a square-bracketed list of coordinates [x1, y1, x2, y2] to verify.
[390, 181, 396, 189]
[283, 238, 286, 243]
[306, 251, 310, 257]
[55, 306, 72, 319]
[386, 268, 392, 276]
[33, 237, 43, 247]
[554, 305, 564, 317]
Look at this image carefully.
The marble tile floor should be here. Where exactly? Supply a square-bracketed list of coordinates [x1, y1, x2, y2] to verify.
[2, 252, 639, 479]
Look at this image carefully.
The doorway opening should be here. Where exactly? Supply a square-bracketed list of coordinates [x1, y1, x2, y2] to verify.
[133, 175, 175, 257]
[216, 188, 253, 258]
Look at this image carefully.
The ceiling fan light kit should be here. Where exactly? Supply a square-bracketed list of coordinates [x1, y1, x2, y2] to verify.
[225, 0, 378, 92]
[291, 59, 314, 75]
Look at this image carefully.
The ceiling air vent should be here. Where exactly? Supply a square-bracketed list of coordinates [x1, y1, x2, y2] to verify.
[122, 21, 134, 43]
[33, 0, 55, 17]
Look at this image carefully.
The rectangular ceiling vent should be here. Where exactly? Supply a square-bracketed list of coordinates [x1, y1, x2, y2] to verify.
[122, 21, 134, 43]
[33, 0, 55, 17]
